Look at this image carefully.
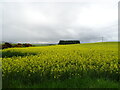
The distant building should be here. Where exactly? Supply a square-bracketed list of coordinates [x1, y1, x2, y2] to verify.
[58, 40, 80, 45]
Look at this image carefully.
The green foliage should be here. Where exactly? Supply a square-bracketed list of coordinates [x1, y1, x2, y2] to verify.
[58, 40, 80, 44]
[7, 76, 120, 88]
[1, 42, 119, 88]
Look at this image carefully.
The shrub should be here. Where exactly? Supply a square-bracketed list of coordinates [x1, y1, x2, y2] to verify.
[23, 43, 32, 47]
[2, 42, 12, 49]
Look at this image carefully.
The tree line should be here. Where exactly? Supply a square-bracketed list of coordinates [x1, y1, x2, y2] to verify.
[1, 42, 32, 49]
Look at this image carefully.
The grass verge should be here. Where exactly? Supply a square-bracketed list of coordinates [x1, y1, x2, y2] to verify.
[4, 76, 120, 88]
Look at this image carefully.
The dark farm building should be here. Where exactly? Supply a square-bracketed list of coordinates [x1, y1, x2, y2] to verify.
[58, 40, 80, 45]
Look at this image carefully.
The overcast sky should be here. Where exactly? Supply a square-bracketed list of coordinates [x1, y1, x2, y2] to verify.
[0, 0, 119, 43]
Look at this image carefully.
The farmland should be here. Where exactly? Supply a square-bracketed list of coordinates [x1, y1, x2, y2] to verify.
[1, 42, 120, 88]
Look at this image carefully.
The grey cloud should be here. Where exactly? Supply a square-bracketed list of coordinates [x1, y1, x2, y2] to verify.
[1, 2, 118, 43]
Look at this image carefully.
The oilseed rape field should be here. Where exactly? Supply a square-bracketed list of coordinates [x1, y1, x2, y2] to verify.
[1, 42, 120, 88]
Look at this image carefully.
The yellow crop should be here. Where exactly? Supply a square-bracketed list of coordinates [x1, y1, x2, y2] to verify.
[1, 42, 119, 82]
